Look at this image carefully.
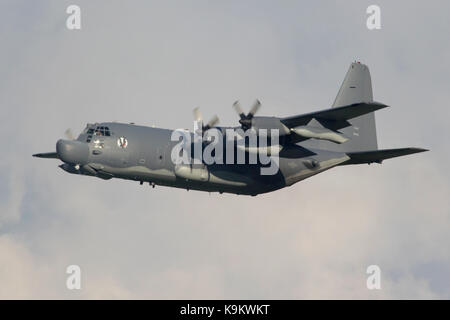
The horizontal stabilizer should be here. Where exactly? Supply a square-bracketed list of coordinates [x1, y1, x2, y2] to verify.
[281, 102, 388, 129]
[342, 148, 428, 165]
[33, 152, 58, 159]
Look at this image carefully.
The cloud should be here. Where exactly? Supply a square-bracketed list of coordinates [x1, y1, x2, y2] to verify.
[0, 234, 52, 299]
[0, 0, 449, 299]
[0, 163, 25, 228]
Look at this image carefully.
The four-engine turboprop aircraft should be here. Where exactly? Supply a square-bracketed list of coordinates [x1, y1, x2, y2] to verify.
[33, 62, 427, 196]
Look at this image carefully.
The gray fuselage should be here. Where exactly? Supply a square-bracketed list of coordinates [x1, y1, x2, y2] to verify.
[58, 122, 349, 196]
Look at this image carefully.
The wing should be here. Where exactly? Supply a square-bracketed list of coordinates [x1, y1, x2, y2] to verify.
[280, 101, 389, 130]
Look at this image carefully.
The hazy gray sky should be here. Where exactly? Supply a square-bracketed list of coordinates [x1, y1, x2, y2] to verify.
[0, 0, 449, 299]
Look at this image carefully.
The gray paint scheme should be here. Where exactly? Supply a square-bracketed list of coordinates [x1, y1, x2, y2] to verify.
[33, 63, 428, 196]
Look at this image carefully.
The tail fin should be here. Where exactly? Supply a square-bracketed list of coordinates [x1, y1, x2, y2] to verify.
[332, 62, 378, 152]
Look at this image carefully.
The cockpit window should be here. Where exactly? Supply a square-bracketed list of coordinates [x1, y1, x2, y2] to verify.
[94, 126, 110, 136]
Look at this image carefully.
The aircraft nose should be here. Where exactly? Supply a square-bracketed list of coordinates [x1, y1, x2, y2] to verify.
[56, 139, 89, 165]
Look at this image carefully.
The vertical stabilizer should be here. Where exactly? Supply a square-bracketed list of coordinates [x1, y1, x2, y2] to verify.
[332, 62, 378, 152]
[333, 62, 374, 107]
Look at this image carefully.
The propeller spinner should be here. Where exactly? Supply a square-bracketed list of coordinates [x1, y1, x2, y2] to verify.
[33, 128, 81, 161]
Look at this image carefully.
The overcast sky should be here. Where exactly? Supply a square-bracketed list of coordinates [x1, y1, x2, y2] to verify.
[0, 0, 449, 299]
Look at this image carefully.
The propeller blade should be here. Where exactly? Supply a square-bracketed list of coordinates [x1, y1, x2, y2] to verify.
[232, 100, 245, 119]
[65, 128, 74, 140]
[193, 107, 219, 133]
[193, 107, 203, 123]
[248, 99, 261, 117]
[206, 115, 219, 129]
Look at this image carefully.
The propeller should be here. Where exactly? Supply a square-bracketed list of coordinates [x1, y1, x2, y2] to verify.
[33, 128, 76, 159]
[64, 128, 75, 140]
[193, 107, 219, 134]
[232, 99, 261, 129]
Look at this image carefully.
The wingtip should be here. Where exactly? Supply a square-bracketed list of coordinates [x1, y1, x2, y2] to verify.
[412, 148, 429, 153]
[371, 101, 390, 109]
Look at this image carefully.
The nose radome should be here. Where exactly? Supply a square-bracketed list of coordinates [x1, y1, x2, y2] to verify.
[56, 139, 89, 165]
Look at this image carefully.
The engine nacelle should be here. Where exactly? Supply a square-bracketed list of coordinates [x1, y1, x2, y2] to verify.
[291, 126, 348, 144]
[248, 117, 291, 136]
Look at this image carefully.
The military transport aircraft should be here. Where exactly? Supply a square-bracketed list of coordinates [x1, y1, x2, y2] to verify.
[33, 62, 427, 196]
